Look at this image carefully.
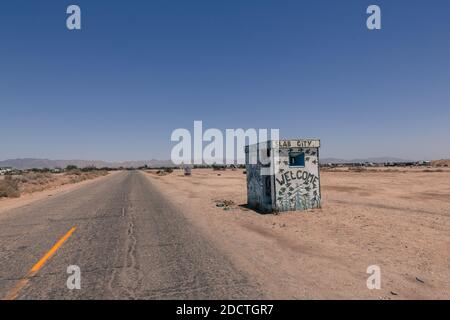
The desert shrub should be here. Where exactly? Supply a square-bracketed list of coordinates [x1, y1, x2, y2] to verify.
[348, 167, 367, 172]
[155, 168, 173, 176]
[212, 164, 226, 171]
[15, 175, 30, 183]
[19, 172, 57, 193]
[65, 165, 78, 171]
[65, 170, 107, 182]
[0, 170, 107, 197]
[14, 172, 55, 186]
[0, 175, 20, 198]
[65, 169, 82, 176]
[383, 168, 400, 172]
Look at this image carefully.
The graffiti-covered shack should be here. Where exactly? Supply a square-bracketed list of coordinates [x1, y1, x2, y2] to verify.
[245, 139, 321, 213]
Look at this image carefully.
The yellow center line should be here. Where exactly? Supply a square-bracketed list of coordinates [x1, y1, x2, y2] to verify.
[2, 226, 76, 300]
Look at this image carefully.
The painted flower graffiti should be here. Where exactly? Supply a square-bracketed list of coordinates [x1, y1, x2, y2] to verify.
[275, 148, 321, 211]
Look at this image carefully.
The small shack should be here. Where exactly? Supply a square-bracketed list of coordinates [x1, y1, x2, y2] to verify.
[245, 139, 321, 213]
[183, 165, 192, 176]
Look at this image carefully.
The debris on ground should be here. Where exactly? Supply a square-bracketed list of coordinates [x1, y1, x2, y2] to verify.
[415, 277, 425, 284]
[156, 168, 173, 176]
[215, 199, 235, 211]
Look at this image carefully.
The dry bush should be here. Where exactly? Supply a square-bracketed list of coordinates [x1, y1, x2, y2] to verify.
[348, 167, 367, 173]
[19, 172, 58, 193]
[25, 172, 55, 184]
[66, 170, 108, 183]
[65, 169, 82, 176]
[0, 170, 108, 198]
[0, 176, 20, 198]
[156, 168, 173, 176]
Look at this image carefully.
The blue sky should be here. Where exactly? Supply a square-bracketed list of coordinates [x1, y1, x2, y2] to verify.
[1, 0, 449, 161]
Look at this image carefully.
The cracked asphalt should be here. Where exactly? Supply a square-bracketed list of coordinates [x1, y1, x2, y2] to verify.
[0, 171, 262, 299]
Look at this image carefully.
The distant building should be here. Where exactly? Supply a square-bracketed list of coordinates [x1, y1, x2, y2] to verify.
[0, 167, 13, 175]
[245, 139, 321, 213]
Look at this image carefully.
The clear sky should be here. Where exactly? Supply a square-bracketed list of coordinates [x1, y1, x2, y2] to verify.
[1, 0, 449, 161]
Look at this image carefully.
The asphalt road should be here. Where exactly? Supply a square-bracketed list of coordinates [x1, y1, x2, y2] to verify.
[0, 171, 262, 300]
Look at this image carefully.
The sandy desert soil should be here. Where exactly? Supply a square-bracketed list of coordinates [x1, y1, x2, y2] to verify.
[432, 159, 450, 167]
[144, 168, 450, 299]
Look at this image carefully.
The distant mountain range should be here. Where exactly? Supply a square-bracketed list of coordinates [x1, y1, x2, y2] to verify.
[319, 157, 413, 164]
[0, 158, 175, 170]
[0, 157, 416, 169]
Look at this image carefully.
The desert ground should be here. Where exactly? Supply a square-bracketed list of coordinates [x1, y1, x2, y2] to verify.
[1, 167, 449, 299]
[146, 168, 450, 299]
